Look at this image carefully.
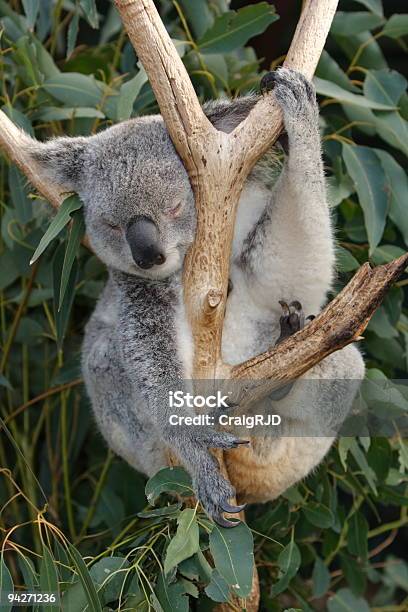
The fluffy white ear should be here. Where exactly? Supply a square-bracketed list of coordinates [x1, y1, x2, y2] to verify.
[27, 135, 89, 191]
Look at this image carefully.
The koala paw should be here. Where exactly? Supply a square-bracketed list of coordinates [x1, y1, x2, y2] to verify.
[260, 67, 317, 119]
[275, 300, 315, 345]
[194, 455, 246, 528]
[169, 427, 249, 527]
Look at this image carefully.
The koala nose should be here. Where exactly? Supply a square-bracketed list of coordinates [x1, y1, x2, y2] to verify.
[126, 216, 166, 269]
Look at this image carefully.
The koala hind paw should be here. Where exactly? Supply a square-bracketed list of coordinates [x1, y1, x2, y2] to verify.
[260, 67, 317, 117]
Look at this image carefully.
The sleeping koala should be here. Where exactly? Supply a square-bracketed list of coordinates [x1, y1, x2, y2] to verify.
[27, 68, 365, 526]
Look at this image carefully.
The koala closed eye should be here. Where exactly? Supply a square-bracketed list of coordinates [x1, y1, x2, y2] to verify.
[166, 201, 184, 218]
[102, 219, 121, 232]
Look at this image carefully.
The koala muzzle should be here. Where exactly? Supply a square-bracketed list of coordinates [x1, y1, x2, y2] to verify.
[126, 216, 166, 269]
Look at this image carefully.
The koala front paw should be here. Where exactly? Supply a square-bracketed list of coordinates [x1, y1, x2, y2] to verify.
[195, 454, 246, 528]
[166, 426, 249, 527]
[260, 67, 317, 119]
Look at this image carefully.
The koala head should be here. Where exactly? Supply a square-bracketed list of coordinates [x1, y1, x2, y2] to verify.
[30, 116, 196, 279]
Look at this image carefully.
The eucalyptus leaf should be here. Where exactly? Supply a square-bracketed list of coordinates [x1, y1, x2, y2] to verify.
[43, 73, 107, 108]
[209, 521, 254, 598]
[67, 544, 102, 612]
[163, 509, 200, 575]
[327, 588, 370, 612]
[67, 11, 80, 59]
[314, 78, 395, 110]
[353, 0, 383, 17]
[331, 12, 384, 36]
[312, 556, 330, 598]
[375, 150, 408, 247]
[342, 144, 388, 254]
[204, 570, 230, 603]
[22, 0, 39, 30]
[270, 535, 301, 597]
[0, 558, 13, 612]
[197, 3, 279, 54]
[145, 467, 193, 505]
[30, 195, 83, 264]
[381, 14, 408, 39]
[39, 546, 60, 612]
[59, 209, 85, 310]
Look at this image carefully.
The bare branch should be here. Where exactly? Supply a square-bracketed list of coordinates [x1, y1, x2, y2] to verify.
[0, 110, 63, 209]
[233, 0, 339, 169]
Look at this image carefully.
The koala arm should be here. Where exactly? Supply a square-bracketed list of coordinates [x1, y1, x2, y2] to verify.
[112, 271, 247, 525]
[237, 69, 335, 317]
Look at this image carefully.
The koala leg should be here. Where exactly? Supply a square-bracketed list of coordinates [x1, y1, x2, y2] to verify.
[225, 343, 365, 503]
[239, 67, 334, 320]
[82, 331, 166, 477]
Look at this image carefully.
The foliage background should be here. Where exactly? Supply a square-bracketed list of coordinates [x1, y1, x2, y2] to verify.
[0, 0, 407, 610]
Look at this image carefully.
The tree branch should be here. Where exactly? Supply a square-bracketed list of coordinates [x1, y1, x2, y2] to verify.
[0, 110, 63, 209]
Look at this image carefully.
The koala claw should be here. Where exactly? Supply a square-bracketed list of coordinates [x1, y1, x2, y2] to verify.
[276, 299, 306, 344]
[214, 512, 240, 529]
[220, 500, 246, 513]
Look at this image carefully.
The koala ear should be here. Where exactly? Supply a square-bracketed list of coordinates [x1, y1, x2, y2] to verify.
[203, 95, 258, 133]
[28, 135, 89, 191]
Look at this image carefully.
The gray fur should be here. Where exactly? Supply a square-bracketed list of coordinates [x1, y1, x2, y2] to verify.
[30, 68, 365, 520]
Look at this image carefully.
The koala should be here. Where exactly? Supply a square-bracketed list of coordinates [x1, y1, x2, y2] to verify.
[27, 68, 365, 527]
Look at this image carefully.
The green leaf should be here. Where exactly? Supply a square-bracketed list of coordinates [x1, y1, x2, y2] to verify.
[197, 3, 279, 54]
[331, 12, 384, 36]
[8, 165, 33, 224]
[33, 106, 105, 121]
[316, 51, 356, 92]
[353, 0, 383, 17]
[210, 521, 254, 598]
[364, 69, 407, 106]
[334, 32, 387, 70]
[30, 194, 83, 264]
[90, 557, 129, 605]
[137, 503, 182, 518]
[367, 306, 398, 338]
[80, 0, 99, 29]
[0, 374, 12, 390]
[312, 556, 330, 598]
[178, 0, 213, 38]
[155, 573, 189, 612]
[53, 244, 78, 348]
[371, 244, 406, 265]
[327, 588, 370, 612]
[314, 78, 395, 110]
[164, 509, 200, 575]
[342, 144, 388, 254]
[348, 511, 369, 560]
[113, 68, 148, 121]
[381, 14, 408, 39]
[336, 247, 359, 272]
[43, 73, 107, 108]
[303, 503, 334, 529]
[145, 467, 193, 505]
[340, 554, 366, 596]
[349, 438, 378, 494]
[40, 546, 60, 612]
[68, 544, 102, 612]
[373, 111, 408, 157]
[375, 150, 408, 247]
[59, 209, 85, 310]
[205, 570, 230, 603]
[384, 556, 408, 591]
[0, 558, 13, 612]
[22, 0, 39, 30]
[270, 534, 301, 597]
[67, 11, 80, 59]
